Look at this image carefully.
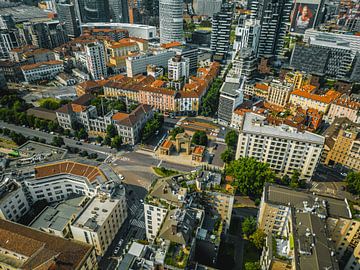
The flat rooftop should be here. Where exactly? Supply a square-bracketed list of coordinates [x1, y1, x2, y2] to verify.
[0, 4, 49, 23]
[264, 184, 351, 219]
[220, 82, 240, 97]
[72, 196, 120, 231]
[242, 113, 325, 144]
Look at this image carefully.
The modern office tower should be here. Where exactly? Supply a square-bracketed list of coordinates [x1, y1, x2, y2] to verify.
[218, 81, 244, 125]
[210, 3, 234, 60]
[23, 20, 68, 49]
[168, 55, 189, 81]
[228, 48, 257, 82]
[266, 80, 293, 107]
[108, 0, 129, 23]
[85, 42, 107, 80]
[57, 0, 80, 37]
[76, 0, 110, 23]
[159, 0, 183, 44]
[0, 14, 16, 30]
[0, 30, 23, 59]
[247, 0, 292, 57]
[236, 112, 324, 179]
[233, 15, 260, 55]
[192, 0, 222, 17]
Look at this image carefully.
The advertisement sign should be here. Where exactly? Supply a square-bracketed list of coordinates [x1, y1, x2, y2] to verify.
[290, 3, 319, 34]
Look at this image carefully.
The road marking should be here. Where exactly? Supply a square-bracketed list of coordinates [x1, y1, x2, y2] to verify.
[157, 160, 163, 167]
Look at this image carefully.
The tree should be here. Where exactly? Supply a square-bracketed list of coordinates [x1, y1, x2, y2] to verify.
[242, 217, 257, 239]
[346, 171, 360, 195]
[104, 136, 112, 146]
[170, 127, 184, 140]
[221, 148, 235, 164]
[200, 78, 223, 117]
[249, 229, 266, 250]
[75, 128, 88, 140]
[106, 124, 118, 138]
[96, 136, 103, 143]
[52, 136, 64, 147]
[111, 135, 122, 150]
[141, 113, 163, 142]
[244, 262, 260, 270]
[39, 98, 62, 110]
[225, 130, 238, 149]
[289, 170, 306, 189]
[191, 131, 208, 146]
[225, 157, 275, 197]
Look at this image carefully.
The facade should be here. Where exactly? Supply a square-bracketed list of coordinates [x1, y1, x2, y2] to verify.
[218, 81, 244, 125]
[10, 47, 55, 64]
[159, 0, 183, 44]
[0, 219, 97, 270]
[192, 30, 211, 47]
[57, 0, 80, 37]
[0, 29, 23, 60]
[168, 55, 190, 81]
[289, 86, 341, 113]
[76, 0, 109, 23]
[21, 60, 64, 82]
[327, 96, 360, 124]
[71, 194, 127, 256]
[227, 48, 257, 82]
[170, 45, 198, 73]
[108, 0, 130, 23]
[85, 42, 107, 80]
[236, 112, 324, 179]
[267, 80, 293, 107]
[210, 3, 234, 59]
[233, 15, 260, 55]
[192, 0, 222, 17]
[248, 0, 292, 56]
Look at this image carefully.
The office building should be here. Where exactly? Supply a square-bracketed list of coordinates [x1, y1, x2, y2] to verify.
[210, 3, 234, 60]
[227, 48, 257, 82]
[168, 55, 189, 81]
[233, 15, 260, 55]
[57, 0, 80, 37]
[159, 0, 183, 44]
[248, 0, 292, 56]
[192, 0, 222, 17]
[0, 219, 97, 270]
[0, 14, 15, 30]
[192, 30, 211, 47]
[85, 42, 107, 80]
[21, 60, 64, 82]
[267, 80, 293, 107]
[108, 0, 129, 23]
[170, 45, 198, 73]
[71, 194, 127, 256]
[0, 29, 23, 59]
[218, 81, 244, 125]
[236, 112, 324, 179]
[76, 0, 109, 23]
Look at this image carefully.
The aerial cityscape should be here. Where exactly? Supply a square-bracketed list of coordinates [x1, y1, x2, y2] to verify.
[0, 0, 359, 269]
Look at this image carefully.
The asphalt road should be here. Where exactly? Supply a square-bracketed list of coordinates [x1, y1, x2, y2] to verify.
[0, 121, 116, 157]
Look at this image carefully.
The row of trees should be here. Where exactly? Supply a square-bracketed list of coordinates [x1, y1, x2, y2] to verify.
[200, 78, 223, 117]
[221, 130, 238, 164]
[0, 128, 27, 145]
[141, 113, 164, 142]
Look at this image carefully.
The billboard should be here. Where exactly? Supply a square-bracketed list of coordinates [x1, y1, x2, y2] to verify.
[290, 3, 319, 34]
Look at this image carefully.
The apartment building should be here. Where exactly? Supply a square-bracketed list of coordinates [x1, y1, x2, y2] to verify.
[105, 38, 141, 71]
[236, 112, 324, 179]
[168, 55, 190, 81]
[10, 47, 55, 64]
[85, 42, 107, 80]
[233, 15, 260, 54]
[0, 219, 98, 270]
[289, 85, 341, 113]
[324, 121, 360, 171]
[218, 81, 244, 125]
[227, 48, 257, 82]
[71, 194, 127, 256]
[328, 96, 360, 124]
[21, 60, 64, 82]
[267, 80, 293, 107]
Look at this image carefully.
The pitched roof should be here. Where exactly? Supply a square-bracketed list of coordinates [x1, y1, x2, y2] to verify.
[21, 60, 63, 71]
[0, 219, 93, 270]
[112, 104, 152, 127]
[291, 88, 341, 104]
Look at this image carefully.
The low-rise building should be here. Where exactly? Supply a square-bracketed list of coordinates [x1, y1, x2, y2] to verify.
[236, 112, 324, 179]
[328, 96, 360, 124]
[21, 60, 64, 82]
[266, 80, 293, 107]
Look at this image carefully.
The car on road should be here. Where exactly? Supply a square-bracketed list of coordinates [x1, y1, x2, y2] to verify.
[113, 246, 120, 255]
[76, 142, 82, 145]
[139, 199, 144, 203]
[118, 239, 123, 246]
[118, 174, 125, 180]
[340, 172, 348, 177]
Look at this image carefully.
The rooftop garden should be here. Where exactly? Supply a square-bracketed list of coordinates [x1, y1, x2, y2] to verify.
[164, 242, 190, 269]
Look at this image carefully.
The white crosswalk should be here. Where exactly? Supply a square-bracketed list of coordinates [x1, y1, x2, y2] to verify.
[130, 219, 145, 229]
[128, 204, 139, 215]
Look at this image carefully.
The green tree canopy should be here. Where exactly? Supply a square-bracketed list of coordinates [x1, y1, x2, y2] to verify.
[225, 130, 238, 149]
[200, 78, 223, 117]
[242, 217, 257, 239]
[244, 262, 260, 270]
[170, 127, 185, 140]
[225, 157, 275, 197]
[141, 113, 163, 142]
[106, 124, 118, 138]
[221, 148, 235, 164]
[249, 229, 266, 250]
[52, 136, 64, 147]
[111, 135, 122, 150]
[346, 171, 360, 195]
[191, 131, 208, 146]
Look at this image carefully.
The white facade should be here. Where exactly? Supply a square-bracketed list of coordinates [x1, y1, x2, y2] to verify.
[168, 55, 189, 81]
[233, 16, 260, 55]
[236, 113, 324, 179]
[159, 0, 184, 44]
[85, 42, 107, 80]
[71, 195, 127, 256]
[21, 61, 64, 82]
[144, 203, 168, 242]
[267, 80, 293, 107]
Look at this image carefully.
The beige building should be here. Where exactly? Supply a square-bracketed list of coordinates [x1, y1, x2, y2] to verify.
[328, 96, 360, 124]
[266, 80, 293, 107]
[0, 219, 97, 270]
[71, 194, 127, 256]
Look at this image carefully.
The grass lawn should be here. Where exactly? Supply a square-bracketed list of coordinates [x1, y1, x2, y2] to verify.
[196, 26, 212, 31]
[0, 137, 17, 149]
[243, 240, 261, 267]
[152, 167, 179, 177]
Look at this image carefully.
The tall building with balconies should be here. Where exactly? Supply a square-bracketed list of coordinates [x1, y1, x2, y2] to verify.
[85, 41, 107, 80]
[159, 0, 183, 44]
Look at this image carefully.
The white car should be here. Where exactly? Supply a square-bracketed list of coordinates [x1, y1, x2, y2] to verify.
[113, 246, 120, 255]
[118, 174, 125, 180]
[118, 239, 123, 246]
[139, 199, 144, 203]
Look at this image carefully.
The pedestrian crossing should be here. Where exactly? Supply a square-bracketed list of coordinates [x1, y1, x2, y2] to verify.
[130, 219, 145, 229]
[128, 204, 139, 215]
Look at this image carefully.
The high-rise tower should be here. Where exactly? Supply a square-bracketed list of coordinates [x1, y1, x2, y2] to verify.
[159, 0, 183, 44]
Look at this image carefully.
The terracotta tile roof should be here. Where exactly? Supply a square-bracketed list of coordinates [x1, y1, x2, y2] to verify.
[77, 80, 100, 90]
[291, 88, 341, 104]
[23, 48, 52, 57]
[112, 104, 152, 127]
[21, 60, 63, 71]
[332, 97, 360, 110]
[193, 145, 205, 155]
[35, 161, 106, 183]
[151, 80, 166, 88]
[71, 103, 87, 113]
[161, 140, 173, 149]
[112, 112, 128, 121]
[27, 107, 57, 121]
[0, 219, 93, 270]
[254, 83, 269, 91]
[160, 41, 181, 49]
[73, 93, 94, 106]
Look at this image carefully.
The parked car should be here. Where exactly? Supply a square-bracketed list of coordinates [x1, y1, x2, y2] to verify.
[118, 174, 125, 180]
[113, 246, 120, 255]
